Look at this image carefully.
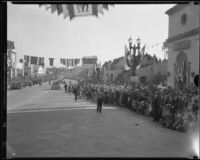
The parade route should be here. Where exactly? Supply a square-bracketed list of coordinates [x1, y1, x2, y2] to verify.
[5, 3, 199, 159]
[7, 83, 194, 158]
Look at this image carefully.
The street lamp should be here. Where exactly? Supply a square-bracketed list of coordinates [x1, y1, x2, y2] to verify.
[96, 63, 100, 83]
[129, 36, 141, 57]
[126, 36, 141, 76]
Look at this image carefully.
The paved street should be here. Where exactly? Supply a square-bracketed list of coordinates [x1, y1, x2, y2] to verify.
[7, 82, 194, 157]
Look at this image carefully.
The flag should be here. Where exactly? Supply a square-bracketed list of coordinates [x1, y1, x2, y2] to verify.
[74, 59, 80, 65]
[68, 4, 75, 20]
[92, 4, 98, 17]
[67, 59, 74, 67]
[139, 45, 147, 67]
[60, 58, 66, 65]
[31, 56, 38, 65]
[70, 4, 98, 18]
[24, 55, 30, 67]
[125, 45, 131, 70]
[38, 57, 45, 66]
[63, 59, 66, 65]
[74, 59, 77, 65]
[73, 4, 92, 17]
[62, 4, 69, 18]
[141, 45, 145, 56]
[19, 59, 23, 63]
[51, 4, 57, 14]
[103, 5, 108, 10]
[45, 4, 51, 11]
[57, 4, 63, 15]
[98, 4, 104, 15]
[49, 58, 54, 66]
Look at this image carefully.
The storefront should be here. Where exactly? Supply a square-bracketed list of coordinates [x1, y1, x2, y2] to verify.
[164, 3, 199, 89]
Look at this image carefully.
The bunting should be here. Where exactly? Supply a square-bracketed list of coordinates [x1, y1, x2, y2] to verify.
[63, 59, 66, 65]
[61, 58, 79, 67]
[30, 56, 38, 65]
[103, 5, 108, 10]
[41, 4, 112, 21]
[49, 58, 54, 66]
[57, 5, 63, 15]
[138, 45, 146, 68]
[76, 59, 80, 65]
[70, 4, 98, 19]
[22, 55, 82, 68]
[62, 4, 69, 18]
[98, 4, 104, 15]
[68, 4, 75, 20]
[60, 58, 63, 64]
[51, 4, 57, 14]
[92, 4, 98, 17]
[67, 59, 74, 67]
[24, 55, 30, 67]
[38, 57, 45, 66]
[60, 58, 66, 65]
[45, 4, 51, 11]
[124, 45, 131, 70]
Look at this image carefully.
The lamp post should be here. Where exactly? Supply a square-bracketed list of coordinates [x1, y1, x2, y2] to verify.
[95, 63, 101, 83]
[126, 36, 141, 76]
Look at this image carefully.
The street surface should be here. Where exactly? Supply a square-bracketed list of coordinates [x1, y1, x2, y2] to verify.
[7, 82, 194, 157]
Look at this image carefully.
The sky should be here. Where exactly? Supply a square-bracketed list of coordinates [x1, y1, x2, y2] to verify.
[7, 3, 175, 67]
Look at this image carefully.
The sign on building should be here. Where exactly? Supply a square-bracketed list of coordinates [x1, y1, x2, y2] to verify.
[173, 40, 190, 51]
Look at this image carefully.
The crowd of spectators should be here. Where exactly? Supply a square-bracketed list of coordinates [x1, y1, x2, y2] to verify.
[79, 81, 199, 133]
[8, 77, 49, 89]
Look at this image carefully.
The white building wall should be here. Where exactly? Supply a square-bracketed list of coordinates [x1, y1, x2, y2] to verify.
[168, 4, 199, 38]
[167, 31, 199, 88]
[166, 4, 199, 88]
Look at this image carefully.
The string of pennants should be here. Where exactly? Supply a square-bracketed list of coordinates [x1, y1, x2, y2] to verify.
[21, 55, 80, 67]
[39, 4, 114, 20]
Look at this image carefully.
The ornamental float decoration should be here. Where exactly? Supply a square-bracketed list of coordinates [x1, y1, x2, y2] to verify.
[39, 4, 114, 21]
[175, 61, 185, 83]
[125, 44, 145, 71]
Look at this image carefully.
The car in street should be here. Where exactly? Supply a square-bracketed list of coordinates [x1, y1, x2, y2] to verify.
[10, 82, 22, 90]
[51, 80, 61, 90]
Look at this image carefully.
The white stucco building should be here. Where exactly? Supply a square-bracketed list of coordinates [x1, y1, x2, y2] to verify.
[102, 57, 126, 82]
[164, 3, 199, 89]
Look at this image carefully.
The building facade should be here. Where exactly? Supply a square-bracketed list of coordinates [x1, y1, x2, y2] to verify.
[164, 3, 199, 89]
[7, 40, 17, 82]
[102, 57, 126, 82]
[136, 60, 168, 84]
[82, 56, 98, 78]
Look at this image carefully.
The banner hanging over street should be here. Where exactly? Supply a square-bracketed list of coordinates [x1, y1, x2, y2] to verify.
[40, 4, 114, 21]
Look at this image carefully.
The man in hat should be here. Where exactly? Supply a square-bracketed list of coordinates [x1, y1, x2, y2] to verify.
[97, 88, 104, 113]
[64, 82, 68, 93]
[73, 84, 78, 101]
[152, 92, 160, 122]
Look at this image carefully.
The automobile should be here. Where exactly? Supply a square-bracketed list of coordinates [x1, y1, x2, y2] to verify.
[51, 80, 61, 90]
[10, 82, 22, 90]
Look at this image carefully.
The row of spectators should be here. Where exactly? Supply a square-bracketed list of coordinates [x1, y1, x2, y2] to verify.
[79, 82, 199, 132]
[8, 77, 49, 89]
